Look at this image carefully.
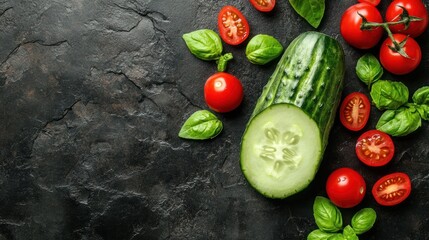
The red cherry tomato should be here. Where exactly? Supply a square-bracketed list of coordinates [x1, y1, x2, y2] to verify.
[355, 130, 395, 167]
[204, 72, 243, 113]
[249, 0, 276, 12]
[372, 172, 412, 206]
[218, 5, 250, 45]
[379, 34, 422, 75]
[326, 168, 366, 208]
[386, 0, 428, 38]
[340, 3, 383, 49]
[358, 0, 381, 6]
[339, 92, 371, 131]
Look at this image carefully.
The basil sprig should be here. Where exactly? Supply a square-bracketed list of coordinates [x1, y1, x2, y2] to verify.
[289, 0, 325, 28]
[355, 53, 383, 88]
[245, 34, 284, 65]
[307, 196, 377, 240]
[178, 110, 223, 140]
[355, 53, 429, 136]
[182, 29, 233, 72]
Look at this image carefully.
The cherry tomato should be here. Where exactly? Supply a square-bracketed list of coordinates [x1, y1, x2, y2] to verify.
[372, 172, 412, 206]
[204, 72, 243, 113]
[358, 0, 381, 6]
[340, 3, 383, 49]
[379, 34, 422, 75]
[386, 0, 428, 38]
[356, 130, 395, 167]
[326, 168, 366, 208]
[339, 92, 371, 131]
[249, 0, 276, 12]
[218, 5, 250, 45]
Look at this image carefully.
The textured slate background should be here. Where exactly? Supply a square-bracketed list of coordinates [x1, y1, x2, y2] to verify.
[1, 0, 429, 239]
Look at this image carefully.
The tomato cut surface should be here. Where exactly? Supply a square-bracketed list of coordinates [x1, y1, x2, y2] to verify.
[339, 92, 371, 131]
[356, 130, 395, 167]
[218, 5, 250, 45]
[326, 168, 366, 208]
[372, 172, 411, 206]
[249, 0, 276, 12]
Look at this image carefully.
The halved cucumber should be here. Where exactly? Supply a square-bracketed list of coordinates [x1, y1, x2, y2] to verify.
[240, 103, 322, 199]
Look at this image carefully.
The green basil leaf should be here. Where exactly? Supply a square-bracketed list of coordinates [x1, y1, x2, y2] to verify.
[412, 86, 429, 105]
[416, 104, 429, 121]
[351, 208, 377, 235]
[343, 225, 359, 240]
[307, 229, 336, 240]
[289, 0, 325, 28]
[246, 34, 284, 65]
[355, 53, 383, 88]
[376, 107, 422, 136]
[370, 80, 409, 110]
[178, 110, 223, 140]
[182, 29, 223, 61]
[327, 234, 346, 240]
[313, 196, 343, 233]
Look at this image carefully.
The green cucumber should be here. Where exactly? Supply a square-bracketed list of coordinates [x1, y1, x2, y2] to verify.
[240, 31, 345, 199]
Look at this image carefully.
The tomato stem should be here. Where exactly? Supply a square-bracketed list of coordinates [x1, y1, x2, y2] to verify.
[217, 53, 233, 72]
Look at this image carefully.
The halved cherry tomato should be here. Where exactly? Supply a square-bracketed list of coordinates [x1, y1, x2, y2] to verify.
[326, 168, 366, 208]
[218, 5, 250, 45]
[372, 172, 412, 206]
[249, 0, 276, 12]
[379, 34, 422, 75]
[356, 130, 395, 167]
[358, 0, 381, 6]
[339, 92, 371, 131]
[204, 72, 244, 113]
[386, 0, 428, 38]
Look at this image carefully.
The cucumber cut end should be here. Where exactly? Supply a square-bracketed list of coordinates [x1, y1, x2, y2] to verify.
[240, 104, 322, 199]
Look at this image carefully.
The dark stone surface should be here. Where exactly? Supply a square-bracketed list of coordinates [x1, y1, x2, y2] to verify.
[1, 0, 429, 239]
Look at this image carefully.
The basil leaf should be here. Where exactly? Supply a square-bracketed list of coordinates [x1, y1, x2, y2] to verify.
[182, 29, 223, 61]
[289, 0, 325, 28]
[355, 53, 383, 88]
[307, 229, 336, 240]
[351, 208, 377, 235]
[343, 225, 359, 240]
[370, 80, 409, 110]
[416, 104, 429, 121]
[246, 34, 284, 65]
[327, 234, 346, 240]
[412, 86, 429, 105]
[178, 110, 223, 140]
[313, 196, 343, 233]
[376, 106, 422, 136]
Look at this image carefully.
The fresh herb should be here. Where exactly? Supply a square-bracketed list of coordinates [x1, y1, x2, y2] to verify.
[178, 110, 223, 140]
[289, 0, 325, 28]
[370, 80, 409, 110]
[412, 86, 429, 105]
[376, 106, 422, 137]
[415, 104, 429, 121]
[182, 29, 233, 72]
[355, 53, 383, 88]
[351, 208, 377, 235]
[313, 196, 343, 233]
[245, 34, 284, 65]
[308, 196, 377, 240]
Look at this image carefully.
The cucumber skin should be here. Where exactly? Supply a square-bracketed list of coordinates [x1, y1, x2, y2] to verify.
[251, 31, 345, 150]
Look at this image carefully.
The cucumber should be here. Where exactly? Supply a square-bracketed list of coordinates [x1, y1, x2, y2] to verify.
[240, 31, 345, 199]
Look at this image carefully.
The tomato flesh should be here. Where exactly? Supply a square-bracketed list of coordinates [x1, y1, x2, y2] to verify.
[386, 0, 428, 38]
[340, 3, 383, 49]
[372, 172, 411, 206]
[356, 130, 395, 167]
[249, 0, 276, 12]
[379, 34, 422, 75]
[326, 168, 366, 208]
[358, 0, 381, 6]
[204, 72, 243, 113]
[218, 6, 250, 45]
[339, 92, 371, 131]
